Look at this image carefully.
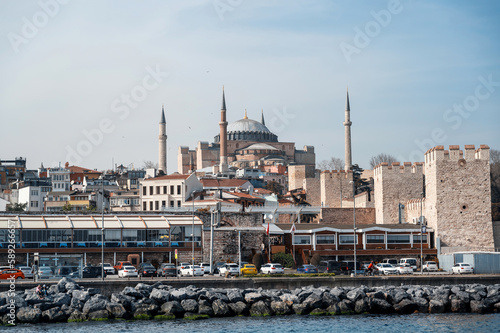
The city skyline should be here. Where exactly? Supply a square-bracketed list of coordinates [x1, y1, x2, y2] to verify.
[1, 1, 499, 172]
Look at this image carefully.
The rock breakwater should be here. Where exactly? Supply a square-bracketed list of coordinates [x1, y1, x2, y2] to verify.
[2, 278, 500, 324]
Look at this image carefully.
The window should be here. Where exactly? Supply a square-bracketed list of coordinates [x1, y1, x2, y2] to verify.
[339, 235, 358, 244]
[149, 201, 153, 210]
[316, 235, 335, 244]
[293, 235, 311, 245]
[156, 186, 160, 194]
[155, 201, 159, 210]
[170, 200, 174, 207]
[143, 186, 147, 196]
[149, 186, 154, 196]
[177, 185, 181, 195]
[30, 201, 38, 208]
[161, 200, 166, 208]
[163, 186, 167, 194]
[413, 235, 427, 243]
[366, 235, 385, 243]
[387, 234, 410, 244]
[170, 185, 174, 194]
[31, 190, 38, 196]
[143, 202, 147, 210]
[177, 201, 181, 208]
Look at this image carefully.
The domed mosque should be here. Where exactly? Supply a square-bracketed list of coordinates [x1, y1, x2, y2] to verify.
[177, 89, 315, 174]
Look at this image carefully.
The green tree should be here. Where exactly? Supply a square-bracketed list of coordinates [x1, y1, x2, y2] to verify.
[6, 203, 27, 212]
[351, 164, 371, 196]
[272, 252, 294, 268]
[62, 203, 72, 212]
[252, 253, 265, 271]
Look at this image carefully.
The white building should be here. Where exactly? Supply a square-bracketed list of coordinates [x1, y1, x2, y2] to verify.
[18, 185, 51, 212]
[48, 167, 71, 192]
[140, 173, 203, 211]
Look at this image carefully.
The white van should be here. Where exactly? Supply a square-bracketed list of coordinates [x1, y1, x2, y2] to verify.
[399, 258, 417, 271]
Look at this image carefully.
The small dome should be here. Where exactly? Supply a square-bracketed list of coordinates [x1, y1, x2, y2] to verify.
[227, 118, 272, 134]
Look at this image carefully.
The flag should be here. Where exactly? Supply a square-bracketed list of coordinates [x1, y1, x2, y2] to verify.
[266, 222, 270, 235]
[290, 223, 296, 234]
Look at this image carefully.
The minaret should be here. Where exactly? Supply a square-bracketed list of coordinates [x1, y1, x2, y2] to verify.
[261, 109, 265, 125]
[344, 89, 352, 171]
[219, 87, 228, 173]
[159, 105, 167, 174]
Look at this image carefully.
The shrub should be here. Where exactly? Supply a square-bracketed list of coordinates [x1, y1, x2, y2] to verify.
[252, 253, 265, 271]
[272, 252, 294, 268]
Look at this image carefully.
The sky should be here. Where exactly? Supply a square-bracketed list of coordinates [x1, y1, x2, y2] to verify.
[1, 0, 499, 173]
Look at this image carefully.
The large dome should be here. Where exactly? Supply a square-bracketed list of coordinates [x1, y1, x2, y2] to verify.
[215, 114, 278, 143]
[227, 118, 272, 133]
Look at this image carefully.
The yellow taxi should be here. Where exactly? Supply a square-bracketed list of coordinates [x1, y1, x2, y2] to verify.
[240, 264, 258, 275]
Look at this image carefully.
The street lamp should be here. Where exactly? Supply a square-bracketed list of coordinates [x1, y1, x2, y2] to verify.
[191, 190, 196, 270]
[235, 229, 241, 277]
[420, 192, 424, 274]
[100, 173, 105, 281]
[351, 180, 357, 277]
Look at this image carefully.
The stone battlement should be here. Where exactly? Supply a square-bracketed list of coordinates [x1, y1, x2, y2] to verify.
[425, 144, 490, 163]
[320, 169, 353, 178]
[374, 162, 424, 176]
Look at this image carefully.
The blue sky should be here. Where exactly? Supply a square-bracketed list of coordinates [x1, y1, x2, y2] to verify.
[1, 0, 499, 172]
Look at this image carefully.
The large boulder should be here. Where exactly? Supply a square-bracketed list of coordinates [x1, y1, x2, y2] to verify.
[303, 294, 324, 310]
[280, 293, 299, 306]
[198, 300, 214, 317]
[244, 292, 265, 304]
[227, 289, 244, 303]
[354, 298, 369, 314]
[212, 299, 231, 317]
[470, 300, 490, 314]
[451, 298, 468, 312]
[149, 288, 170, 303]
[122, 287, 144, 299]
[368, 298, 393, 314]
[68, 310, 86, 322]
[393, 299, 418, 314]
[428, 299, 445, 313]
[161, 301, 184, 318]
[106, 302, 127, 319]
[322, 292, 340, 307]
[134, 303, 159, 318]
[181, 299, 199, 313]
[338, 300, 354, 314]
[87, 310, 110, 320]
[16, 307, 42, 324]
[111, 293, 136, 311]
[72, 290, 90, 303]
[53, 293, 71, 307]
[292, 303, 309, 315]
[347, 288, 366, 303]
[270, 301, 291, 315]
[228, 302, 249, 316]
[412, 297, 429, 313]
[206, 291, 229, 303]
[83, 295, 109, 315]
[249, 301, 272, 316]
[41, 307, 67, 322]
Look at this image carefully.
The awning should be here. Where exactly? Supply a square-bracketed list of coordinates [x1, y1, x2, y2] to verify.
[262, 223, 284, 235]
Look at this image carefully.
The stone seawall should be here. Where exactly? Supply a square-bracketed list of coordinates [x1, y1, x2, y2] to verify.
[2, 278, 500, 325]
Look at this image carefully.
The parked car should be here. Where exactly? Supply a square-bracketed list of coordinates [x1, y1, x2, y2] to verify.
[118, 265, 138, 278]
[179, 265, 203, 277]
[219, 263, 239, 276]
[452, 263, 474, 274]
[260, 263, 284, 274]
[297, 264, 318, 274]
[137, 263, 157, 277]
[399, 258, 418, 271]
[18, 266, 33, 279]
[382, 258, 399, 266]
[54, 266, 79, 277]
[375, 263, 398, 275]
[0, 268, 25, 280]
[38, 266, 54, 279]
[114, 261, 133, 274]
[100, 263, 115, 275]
[213, 262, 226, 274]
[423, 261, 439, 272]
[240, 264, 258, 275]
[395, 264, 414, 275]
[199, 263, 211, 275]
[342, 261, 364, 274]
[177, 262, 191, 274]
[157, 263, 177, 277]
[317, 260, 346, 275]
[70, 266, 106, 279]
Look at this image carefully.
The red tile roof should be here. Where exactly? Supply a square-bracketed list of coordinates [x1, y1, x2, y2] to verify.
[143, 173, 190, 181]
[68, 165, 101, 173]
[200, 179, 249, 187]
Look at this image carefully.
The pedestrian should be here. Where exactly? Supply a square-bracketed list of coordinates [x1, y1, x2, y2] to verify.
[36, 285, 43, 299]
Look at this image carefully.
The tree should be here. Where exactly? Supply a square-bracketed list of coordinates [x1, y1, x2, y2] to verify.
[369, 153, 398, 169]
[6, 203, 27, 212]
[272, 252, 294, 268]
[351, 164, 371, 196]
[265, 181, 284, 196]
[317, 157, 344, 171]
[491, 149, 500, 220]
[289, 190, 317, 223]
[62, 203, 72, 212]
[143, 161, 158, 169]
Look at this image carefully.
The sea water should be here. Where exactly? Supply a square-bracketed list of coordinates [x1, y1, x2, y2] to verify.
[9, 313, 500, 333]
